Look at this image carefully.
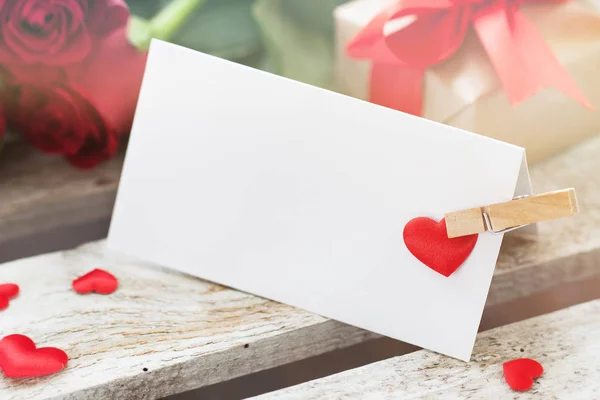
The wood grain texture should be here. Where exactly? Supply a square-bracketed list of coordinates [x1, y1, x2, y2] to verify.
[0, 242, 377, 400]
[0, 142, 122, 262]
[445, 188, 578, 238]
[489, 135, 600, 306]
[254, 300, 600, 400]
[0, 136, 598, 399]
[1, 135, 599, 303]
[486, 188, 578, 232]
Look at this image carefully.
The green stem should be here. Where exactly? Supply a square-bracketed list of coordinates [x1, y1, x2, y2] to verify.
[128, 0, 207, 51]
[150, 0, 208, 42]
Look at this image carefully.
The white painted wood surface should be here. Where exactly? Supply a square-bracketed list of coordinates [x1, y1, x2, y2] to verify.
[254, 300, 600, 400]
[0, 242, 377, 399]
[0, 136, 599, 399]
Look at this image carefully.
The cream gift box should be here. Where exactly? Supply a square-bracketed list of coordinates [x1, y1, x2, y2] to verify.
[334, 0, 600, 164]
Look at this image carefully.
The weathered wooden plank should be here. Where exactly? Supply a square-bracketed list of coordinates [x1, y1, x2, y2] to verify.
[1, 240, 596, 400]
[254, 300, 600, 399]
[0, 142, 122, 262]
[1, 133, 600, 296]
[0, 136, 598, 399]
[2, 135, 600, 298]
[0, 242, 377, 400]
[489, 135, 600, 306]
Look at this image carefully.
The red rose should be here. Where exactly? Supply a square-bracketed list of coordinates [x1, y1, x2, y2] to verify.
[6, 83, 119, 169]
[4, 27, 147, 168]
[65, 27, 148, 136]
[0, 0, 129, 66]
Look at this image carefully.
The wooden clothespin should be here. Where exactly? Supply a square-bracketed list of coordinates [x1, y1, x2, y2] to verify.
[445, 188, 579, 239]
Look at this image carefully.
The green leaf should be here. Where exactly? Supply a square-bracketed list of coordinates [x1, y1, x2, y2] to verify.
[252, 0, 339, 90]
[165, 0, 263, 61]
[281, 0, 350, 34]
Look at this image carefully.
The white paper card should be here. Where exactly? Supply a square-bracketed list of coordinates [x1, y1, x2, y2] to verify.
[108, 40, 530, 361]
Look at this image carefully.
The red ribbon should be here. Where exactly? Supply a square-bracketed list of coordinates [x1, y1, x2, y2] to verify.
[346, 0, 592, 116]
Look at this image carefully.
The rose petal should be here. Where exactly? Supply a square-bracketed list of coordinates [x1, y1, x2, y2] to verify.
[1, 64, 66, 86]
[0, 0, 128, 65]
[6, 84, 89, 154]
[86, 0, 129, 37]
[66, 129, 119, 169]
[65, 28, 147, 135]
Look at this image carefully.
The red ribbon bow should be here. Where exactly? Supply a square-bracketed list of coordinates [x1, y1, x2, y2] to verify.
[346, 0, 592, 116]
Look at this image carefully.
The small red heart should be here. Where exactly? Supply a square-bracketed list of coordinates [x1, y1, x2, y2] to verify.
[72, 269, 118, 294]
[0, 334, 68, 378]
[403, 217, 478, 277]
[0, 284, 19, 311]
[503, 358, 544, 391]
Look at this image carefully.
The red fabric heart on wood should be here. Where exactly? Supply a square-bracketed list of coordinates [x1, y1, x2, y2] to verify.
[0, 284, 19, 311]
[72, 269, 118, 294]
[403, 217, 478, 277]
[0, 334, 68, 378]
[503, 358, 544, 391]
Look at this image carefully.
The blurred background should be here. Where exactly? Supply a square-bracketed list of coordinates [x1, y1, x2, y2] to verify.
[0, 0, 349, 169]
[1, 0, 598, 168]
[0, 0, 599, 398]
[0, 0, 354, 261]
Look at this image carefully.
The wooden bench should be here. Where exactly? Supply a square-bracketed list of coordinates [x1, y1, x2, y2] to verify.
[0, 135, 599, 399]
[2, 135, 600, 302]
[0, 241, 376, 400]
[2, 238, 593, 400]
[0, 136, 600, 296]
[252, 300, 600, 399]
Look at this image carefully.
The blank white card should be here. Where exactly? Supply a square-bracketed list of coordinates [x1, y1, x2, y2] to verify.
[108, 40, 531, 361]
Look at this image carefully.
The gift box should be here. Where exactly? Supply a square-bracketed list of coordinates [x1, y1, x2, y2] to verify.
[334, 0, 600, 164]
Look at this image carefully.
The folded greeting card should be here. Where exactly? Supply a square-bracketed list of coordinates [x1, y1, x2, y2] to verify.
[107, 40, 533, 361]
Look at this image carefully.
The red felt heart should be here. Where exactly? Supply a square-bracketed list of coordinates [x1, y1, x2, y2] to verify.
[0, 334, 68, 378]
[0, 284, 19, 311]
[72, 269, 118, 294]
[503, 358, 544, 391]
[403, 217, 478, 277]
